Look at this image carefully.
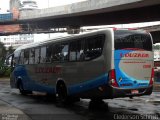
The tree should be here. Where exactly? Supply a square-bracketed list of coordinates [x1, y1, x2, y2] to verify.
[0, 42, 7, 76]
[7, 46, 14, 55]
[0, 42, 7, 62]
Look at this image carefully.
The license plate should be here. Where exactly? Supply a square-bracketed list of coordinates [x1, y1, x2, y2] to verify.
[131, 90, 139, 94]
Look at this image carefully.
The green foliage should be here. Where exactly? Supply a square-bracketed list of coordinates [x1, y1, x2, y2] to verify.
[0, 63, 6, 77]
[0, 42, 7, 61]
[0, 61, 11, 77]
[4, 66, 11, 77]
[0, 42, 14, 77]
[0, 68, 11, 77]
[7, 46, 14, 55]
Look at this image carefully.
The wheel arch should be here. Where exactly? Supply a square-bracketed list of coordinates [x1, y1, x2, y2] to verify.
[56, 78, 68, 94]
[16, 76, 23, 88]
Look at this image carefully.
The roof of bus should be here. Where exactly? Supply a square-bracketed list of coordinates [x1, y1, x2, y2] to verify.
[14, 28, 147, 52]
[15, 28, 113, 51]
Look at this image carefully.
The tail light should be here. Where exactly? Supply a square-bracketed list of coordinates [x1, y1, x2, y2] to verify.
[112, 27, 118, 31]
[109, 69, 119, 87]
[149, 68, 154, 86]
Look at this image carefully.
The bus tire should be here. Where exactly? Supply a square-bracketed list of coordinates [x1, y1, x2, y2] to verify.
[56, 81, 68, 104]
[18, 81, 32, 95]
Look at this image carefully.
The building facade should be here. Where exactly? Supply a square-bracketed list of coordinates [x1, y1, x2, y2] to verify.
[19, 0, 38, 11]
[0, 34, 34, 48]
[10, 0, 21, 10]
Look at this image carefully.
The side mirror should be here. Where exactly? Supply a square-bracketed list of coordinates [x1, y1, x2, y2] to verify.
[5, 54, 13, 67]
[4, 59, 11, 67]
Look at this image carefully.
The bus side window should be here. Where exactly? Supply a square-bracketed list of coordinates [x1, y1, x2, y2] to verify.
[69, 41, 77, 61]
[46, 45, 52, 63]
[84, 36, 104, 60]
[14, 51, 21, 66]
[24, 50, 29, 64]
[69, 40, 84, 61]
[60, 43, 69, 62]
[29, 48, 35, 64]
[52, 43, 69, 62]
[35, 48, 40, 64]
[52, 44, 61, 61]
[77, 40, 85, 61]
[19, 51, 24, 64]
[40, 46, 46, 63]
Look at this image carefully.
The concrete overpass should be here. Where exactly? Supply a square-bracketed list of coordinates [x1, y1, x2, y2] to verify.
[1, 0, 160, 29]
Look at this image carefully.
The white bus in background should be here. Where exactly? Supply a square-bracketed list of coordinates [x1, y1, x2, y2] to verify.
[153, 44, 160, 89]
[153, 44, 160, 71]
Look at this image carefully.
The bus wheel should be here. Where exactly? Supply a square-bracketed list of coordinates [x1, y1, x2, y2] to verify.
[56, 82, 68, 104]
[18, 81, 32, 95]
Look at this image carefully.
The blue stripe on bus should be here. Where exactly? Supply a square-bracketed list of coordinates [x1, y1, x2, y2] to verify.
[68, 73, 108, 95]
[28, 83, 55, 94]
[14, 65, 108, 95]
[14, 65, 55, 94]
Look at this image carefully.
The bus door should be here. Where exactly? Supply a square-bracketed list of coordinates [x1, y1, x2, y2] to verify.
[114, 30, 153, 90]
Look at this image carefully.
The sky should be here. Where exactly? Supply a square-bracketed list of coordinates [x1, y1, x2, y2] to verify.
[0, 0, 9, 11]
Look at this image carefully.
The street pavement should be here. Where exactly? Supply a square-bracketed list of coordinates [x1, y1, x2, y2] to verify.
[0, 77, 160, 120]
[0, 78, 31, 120]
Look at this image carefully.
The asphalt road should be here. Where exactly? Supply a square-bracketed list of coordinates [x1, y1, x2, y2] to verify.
[0, 78, 160, 120]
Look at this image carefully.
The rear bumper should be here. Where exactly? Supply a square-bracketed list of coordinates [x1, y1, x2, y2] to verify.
[111, 85, 153, 98]
[68, 84, 153, 99]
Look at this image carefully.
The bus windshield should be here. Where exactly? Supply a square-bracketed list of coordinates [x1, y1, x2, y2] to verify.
[114, 30, 152, 51]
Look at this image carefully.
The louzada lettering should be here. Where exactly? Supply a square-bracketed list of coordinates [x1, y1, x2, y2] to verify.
[120, 53, 149, 58]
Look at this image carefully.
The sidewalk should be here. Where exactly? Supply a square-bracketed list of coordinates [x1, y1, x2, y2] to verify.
[0, 100, 31, 120]
[0, 77, 10, 82]
[0, 77, 31, 120]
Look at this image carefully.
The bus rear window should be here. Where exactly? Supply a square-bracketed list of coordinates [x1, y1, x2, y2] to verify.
[114, 30, 152, 51]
